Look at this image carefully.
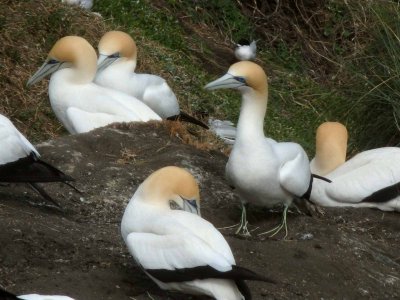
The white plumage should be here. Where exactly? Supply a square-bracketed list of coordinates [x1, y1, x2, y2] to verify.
[309, 122, 400, 211]
[27, 36, 161, 134]
[18, 294, 75, 300]
[121, 166, 273, 299]
[62, 0, 93, 10]
[205, 61, 311, 237]
[234, 40, 257, 61]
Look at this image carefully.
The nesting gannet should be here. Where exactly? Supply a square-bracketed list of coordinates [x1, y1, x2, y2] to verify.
[27, 36, 161, 134]
[121, 166, 275, 299]
[309, 122, 400, 211]
[62, 0, 93, 10]
[0, 113, 75, 207]
[234, 40, 257, 61]
[95, 31, 208, 129]
[205, 61, 311, 237]
[0, 287, 75, 300]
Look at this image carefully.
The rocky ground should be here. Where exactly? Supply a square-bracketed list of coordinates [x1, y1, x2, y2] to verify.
[0, 122, 399, 299]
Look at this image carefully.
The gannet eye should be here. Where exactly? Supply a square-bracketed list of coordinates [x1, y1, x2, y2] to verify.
[235, 76, 246, 84]
[169, 200, 182, 210]
[48, 59, 59, 64]
[109, 52, 120, 58]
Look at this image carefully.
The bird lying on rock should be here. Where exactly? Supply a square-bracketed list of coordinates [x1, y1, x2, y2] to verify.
[205, 61, 311, 238]
[121, 166, 275, 299]
[27, 36, 161, 134]
[309, 121, 400, 211]
[0, 113, 76, 207]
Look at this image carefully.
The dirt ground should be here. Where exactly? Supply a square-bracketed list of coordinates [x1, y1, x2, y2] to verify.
[0, 122, 399, 300]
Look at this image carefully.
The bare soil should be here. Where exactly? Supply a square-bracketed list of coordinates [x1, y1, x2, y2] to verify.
[0, 122, 399, 300]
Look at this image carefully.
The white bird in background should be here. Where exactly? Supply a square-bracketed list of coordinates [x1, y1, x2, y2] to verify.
[27, 36, 161, 134]
[0, 113, 76, 207]
[62, 0, 93, 10]
[0, 286, 75, 300]
[205, 61, 311, 238]
[234, 40, 257, 61]
[309, 121, 400, 211]
[121, 166, 274, 300]
[95, 31, 208, 129]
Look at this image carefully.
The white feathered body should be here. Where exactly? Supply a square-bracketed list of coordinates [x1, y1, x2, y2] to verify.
[121, 185, 245, 300]
[310, 147, 400, 211]
[0, 114, 39, 165]
[95, 61, 180, 119]
[234, 41, 257, 61]
[62, 0, 93, 10]
[49, 69, 161, 134]
[18, 295, 75, 300]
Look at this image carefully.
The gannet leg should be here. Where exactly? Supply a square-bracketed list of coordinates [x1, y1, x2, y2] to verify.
[258, 204, 289, 239]
[235, 202, 251, 236]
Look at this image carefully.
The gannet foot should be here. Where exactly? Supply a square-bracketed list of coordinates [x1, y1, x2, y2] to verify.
[258, 205, 289, 239]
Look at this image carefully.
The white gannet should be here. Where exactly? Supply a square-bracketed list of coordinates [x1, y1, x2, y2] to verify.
[0, 287, 75, 300]
[62, 0, 93, 10]
[205, 61, 311, 237]
[121, 166, 274, 299]
[309, 122, 400, 211]
[234, 40, 257, 61]
[0, 113, 76, 207]
[95, 31, 208, 129]
[27, 36, 161, 134]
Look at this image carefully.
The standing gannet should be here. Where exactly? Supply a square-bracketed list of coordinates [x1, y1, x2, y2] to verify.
[121, 166, 274, 299]
[234, 40, 257, 61]
[0, 287, 75, 300]
[27, 36, 161, 134]
[0, 113, 76, 207]
[309, 122, 400, 211]
[95, 31, 208, 129]
[205, 61, 311, 237]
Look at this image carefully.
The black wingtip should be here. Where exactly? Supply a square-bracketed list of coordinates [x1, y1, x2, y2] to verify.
[28, 182, 61, 208]
[232, 265, 277, 284]
[167, 111, 209, 129]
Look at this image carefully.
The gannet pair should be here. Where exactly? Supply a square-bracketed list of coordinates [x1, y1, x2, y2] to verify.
[309, 122, 400, 211]
[205, 61, 311, 237]
[27, 36, 161, 134]
[234, 40, 257, 61]
[121, 166, 274, 299]
[0, 113, 75, 207]
[95, 31, 209, 128]
[0, 287, 75, 300]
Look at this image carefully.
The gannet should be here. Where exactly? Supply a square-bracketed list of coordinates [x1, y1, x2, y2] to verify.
[309, 122, 400, 211]
[121, 166, 274, 299]
[0, 113, 75, 207]
[61, 0, 93, 10]
[0, 287, 75, 300]
[205, 61, 311, 237]
[95, 31, 208, 129]
[27, 36, 161, 134]
[234, 40, 257, 61]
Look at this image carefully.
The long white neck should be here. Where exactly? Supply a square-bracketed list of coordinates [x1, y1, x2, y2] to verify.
[236, 89, 267, 142]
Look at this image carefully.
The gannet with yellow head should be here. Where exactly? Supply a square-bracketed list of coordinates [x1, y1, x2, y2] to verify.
[95, 31, 208, 128]
[309, 122, 400, 211]
[27, 36, 161, 134]
[121, 166, 274, 299]
[205, 61, 311, 237]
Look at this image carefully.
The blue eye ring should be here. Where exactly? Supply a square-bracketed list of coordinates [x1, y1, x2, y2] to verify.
[48, 59, 59, 64]
[235, 76, 246, 84]
[109, 52, 120, 59]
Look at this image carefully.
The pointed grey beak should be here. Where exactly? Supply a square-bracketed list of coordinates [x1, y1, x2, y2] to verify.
[204, 73, 246, 90]
[27, 60, 65, 87]
[97, 53, 119, 73]
[183, 199, 200, 216]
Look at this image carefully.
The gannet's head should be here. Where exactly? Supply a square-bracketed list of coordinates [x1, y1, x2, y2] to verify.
[311, 121, 348, 175]
[204, 61, 267, 94]
[27, 36, 97, 86]
[139, 166, 201, 216]
[97, 31, 137, 72]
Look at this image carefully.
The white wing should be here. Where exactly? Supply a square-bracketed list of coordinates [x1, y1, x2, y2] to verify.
[272, 142, 311, 196]
[0, 114, 39, 164]
[326, 153, 400, 203]
[126, 214, 234, 272]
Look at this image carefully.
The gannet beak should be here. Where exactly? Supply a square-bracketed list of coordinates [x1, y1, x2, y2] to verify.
[27, 59, 65, 87]
[182, 198, 200, 216]
[204, 73, 246, 90]
[97, 53, 120, 72]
